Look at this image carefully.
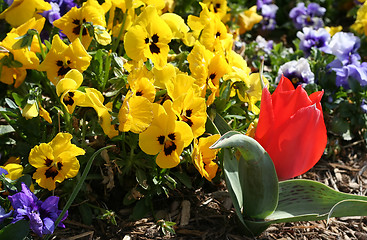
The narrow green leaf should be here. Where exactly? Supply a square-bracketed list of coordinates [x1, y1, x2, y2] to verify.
[44, 145, 115, 240]
[212, 113, 232, 135]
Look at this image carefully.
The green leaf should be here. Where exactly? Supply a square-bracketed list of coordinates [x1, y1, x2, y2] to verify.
[136, 168, 148, 190]
[0, 125, 15, 135]
[0, 220, 29, 240]
[243, 179, 367, 236]
[212, 113, 232, 135]
[211, 131, 278, 219]
[172, 171, 192, 189]
[5, 98, 18, 109]
[131, 198, 150, 220]
[222, 149, 244, 222]
[267, 179, 367, 222]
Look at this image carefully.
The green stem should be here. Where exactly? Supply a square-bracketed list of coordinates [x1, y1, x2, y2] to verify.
[43, 145, 115, 240]
[101, 11, 127, 92]
[35, 32, 46, 60]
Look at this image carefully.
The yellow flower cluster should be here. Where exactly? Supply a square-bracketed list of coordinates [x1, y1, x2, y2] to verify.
[1, 0, 266, 182]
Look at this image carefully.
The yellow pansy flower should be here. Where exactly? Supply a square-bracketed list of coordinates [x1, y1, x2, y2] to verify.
[56, 69, 86, 114]
[118, 94, 154, 133]
[171, 89, 207, 138]
[0, 0, 51, 27]
[161, 13, 195, 46]
[139, 101, 193, 168]
[351, 1, 367, 35]
[199, 14, 229, 52]
[192, 134, 220, 181]
[129, 77, 156, 102]
[29, 132, 85, 191]
[188, 41, 230, 105]
[124, 5, 173, 69]
[187, 3, 213, 39]
[22, 102, 39, 120]
[237, 73, 268, 115]
[38, 35, 92, 86]
[0, 18, 45, 87]
[21, 101, 52, 123]
[1, 163, 24, 181]
[53, 0, 107, 48]
[151, 63, 177, 89]
[325, 26, 343, 36]
[187, 41, 215, 88]
[203, 0, 228, 20]
[165, 73, 196, 101]
[82, 88, 119, 138]
[237, 6, 262, 34]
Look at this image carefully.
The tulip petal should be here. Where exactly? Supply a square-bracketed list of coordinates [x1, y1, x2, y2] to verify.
[268, 104, 327, 180]
[254, 87, 274, 141]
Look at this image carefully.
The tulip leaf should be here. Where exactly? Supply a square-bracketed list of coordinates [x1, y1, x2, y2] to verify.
[211, 131, 278, 220]
[266, 179, 367, 222]
[241, 179, 367, 236]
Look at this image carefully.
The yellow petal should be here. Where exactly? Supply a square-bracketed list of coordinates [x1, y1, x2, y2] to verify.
[22, 102, 38, 120]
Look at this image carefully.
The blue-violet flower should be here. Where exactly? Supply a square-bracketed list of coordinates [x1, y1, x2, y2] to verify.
[276, 58, 315, 87]
[289, 2, 326, 29]
[8, 182, 67, 237]
[297, 27, 331, 57]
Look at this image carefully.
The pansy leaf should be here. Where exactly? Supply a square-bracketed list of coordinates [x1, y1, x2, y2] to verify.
[0, 220, 29, 240]
[211, 131, 278, 220]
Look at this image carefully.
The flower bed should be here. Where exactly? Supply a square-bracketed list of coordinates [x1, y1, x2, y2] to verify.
[0, 0, 367, 239]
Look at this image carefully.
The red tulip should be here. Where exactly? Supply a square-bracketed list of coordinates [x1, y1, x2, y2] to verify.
[254, 75, 327, 180]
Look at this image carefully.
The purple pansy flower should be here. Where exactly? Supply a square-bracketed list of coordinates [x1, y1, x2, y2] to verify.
[329, 32, 361, 65]
[4, 0, 13, 5]
[42, 0, 78, 24]
[257, 0, 278, 30]
[257, 0, 273, 9]
[0, 168, 8, 175]
[8, 183, 67, 237]
[289, 2, 326, 29]
[327, 59, 367, 88]
[0, 206, 12, 223]
[260, 4, 278, 30]
[255, 35, 273, 54]
[326, 31, 367, 88]
[276, 58, 315, 87]
[361, 99, 367, 113]
[297, 27, 331, 57]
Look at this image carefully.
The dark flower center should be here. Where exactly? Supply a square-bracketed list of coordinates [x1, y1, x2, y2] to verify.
[45, 166, 59, 180]
[44, 158, 53, 167]
[163, 140, 177, 156]
[157, 135, 165, 145]
[145, 33, 161, 54]
[209, 73, 216, 80]
[72, 18, 88, 36]
[56, 60, 72, 76]
[63, 92, 75, 106]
